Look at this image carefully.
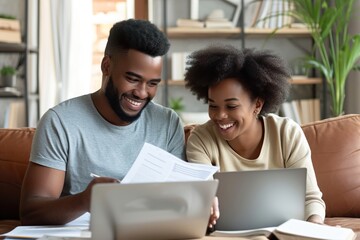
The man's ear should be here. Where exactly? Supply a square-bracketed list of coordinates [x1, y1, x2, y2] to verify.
[101, 55, 111, 76]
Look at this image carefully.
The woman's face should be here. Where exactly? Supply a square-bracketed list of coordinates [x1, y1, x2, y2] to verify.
[208, 78, 262, 141]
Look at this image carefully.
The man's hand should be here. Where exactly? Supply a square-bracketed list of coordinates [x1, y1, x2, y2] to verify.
[81, 177, 120, 212]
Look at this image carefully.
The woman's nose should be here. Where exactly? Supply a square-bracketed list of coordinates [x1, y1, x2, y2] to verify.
[213, 109, 228, 120]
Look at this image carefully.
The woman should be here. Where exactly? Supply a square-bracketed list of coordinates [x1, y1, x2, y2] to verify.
[184, 45, 325, 224]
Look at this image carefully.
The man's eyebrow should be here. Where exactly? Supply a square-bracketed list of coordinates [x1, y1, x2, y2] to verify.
[125, 71, 142, 78]
[125, 71, 161, 82]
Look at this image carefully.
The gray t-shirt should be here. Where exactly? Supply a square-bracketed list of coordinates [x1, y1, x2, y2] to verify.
[30, 94, 185, 195]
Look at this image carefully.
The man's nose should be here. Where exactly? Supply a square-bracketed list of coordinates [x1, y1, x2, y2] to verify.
[133, 83, 148, 99]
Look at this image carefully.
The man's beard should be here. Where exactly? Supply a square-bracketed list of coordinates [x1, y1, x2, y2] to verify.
[105, 76, 150, 123]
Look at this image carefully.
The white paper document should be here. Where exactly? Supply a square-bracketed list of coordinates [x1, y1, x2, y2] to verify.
[1, 225, 90, 239]
[122, 142, 219, 183]
[1, 213, 91, 239]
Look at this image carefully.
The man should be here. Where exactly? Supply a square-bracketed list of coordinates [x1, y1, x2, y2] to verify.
[20, 19, 186, 225]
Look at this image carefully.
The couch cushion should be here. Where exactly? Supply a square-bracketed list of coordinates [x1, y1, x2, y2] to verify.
[0, 128, 35, 220]
[302, 114, 360, 218]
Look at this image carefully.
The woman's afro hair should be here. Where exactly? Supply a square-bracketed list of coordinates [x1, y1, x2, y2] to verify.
[184, 45, 291, 115]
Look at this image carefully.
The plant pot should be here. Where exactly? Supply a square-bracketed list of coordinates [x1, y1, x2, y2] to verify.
[1, 75, 16, 87]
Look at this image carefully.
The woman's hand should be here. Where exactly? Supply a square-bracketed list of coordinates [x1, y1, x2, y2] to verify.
[307, 214, 324, 224]
[208, 196, 220, 228]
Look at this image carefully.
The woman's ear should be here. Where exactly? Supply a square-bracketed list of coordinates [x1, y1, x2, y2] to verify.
[255, 98, 264, 113]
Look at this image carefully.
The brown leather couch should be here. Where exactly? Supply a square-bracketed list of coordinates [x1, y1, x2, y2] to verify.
[0, 115, 360, 238]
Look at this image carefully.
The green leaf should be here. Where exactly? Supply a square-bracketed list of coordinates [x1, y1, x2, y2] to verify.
[284, 0, 360, 116]
[0, 66, 16, 76]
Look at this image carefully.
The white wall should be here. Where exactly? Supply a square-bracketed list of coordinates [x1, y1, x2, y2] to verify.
[345, 0, 360, 114]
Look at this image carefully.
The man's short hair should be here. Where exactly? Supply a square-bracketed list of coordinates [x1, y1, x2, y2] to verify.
[105, 19, 170, 57]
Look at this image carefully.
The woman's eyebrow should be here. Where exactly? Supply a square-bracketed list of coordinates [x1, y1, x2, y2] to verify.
[208, 98, 239, 103]
[224, 98, 239, 102]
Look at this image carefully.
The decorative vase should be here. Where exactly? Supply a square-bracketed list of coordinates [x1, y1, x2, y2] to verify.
[2, 75, 16, 87]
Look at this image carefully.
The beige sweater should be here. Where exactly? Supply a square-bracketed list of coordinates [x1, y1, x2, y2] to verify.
[186, 114, 325, 220]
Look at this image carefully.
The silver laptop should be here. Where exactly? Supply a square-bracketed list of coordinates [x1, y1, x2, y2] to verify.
[90, 180, 218, 240]
[214, 168, 306, 231]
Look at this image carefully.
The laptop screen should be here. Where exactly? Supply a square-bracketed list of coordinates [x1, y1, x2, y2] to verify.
[90, 180, 218, 240]
[214, 168, 306, 231]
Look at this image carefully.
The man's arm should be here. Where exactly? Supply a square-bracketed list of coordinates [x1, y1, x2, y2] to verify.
[20, 162, 118, 225]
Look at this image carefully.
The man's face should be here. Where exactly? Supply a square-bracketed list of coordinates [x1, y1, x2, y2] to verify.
[102, 49, 163, 124]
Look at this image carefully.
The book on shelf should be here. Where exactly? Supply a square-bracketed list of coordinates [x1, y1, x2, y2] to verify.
[176, 18, 204, 28]
[225, 0, 262, 28]
[0, 18, 21, 44]
[279, 101, 301, 124]
[282, 0, 295, 27]
[280, 99, 321, 124]
[291, 22, 307, 29]
[5, 101, 26, 128]
[274, 0, 284, 28]
[0, 29, 21, 44]
[267, 0, 276, 28]
[0, 101, 9, 128]
[211, 218, 357, 240]
[205, 20, 234, 28]
[263, 0, 283, 28]
[255, 0, 271, 28]
[0, 18, 20, 31]
[297, 98, 321, 124]
[253, 0, 296, 29]
[247, 0, 263, 28]
[171, 52, 190, 81]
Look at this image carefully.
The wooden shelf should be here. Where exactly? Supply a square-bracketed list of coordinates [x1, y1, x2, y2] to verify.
[166, 27, 311, 38]
[0, 42, 26, 53]
[164, 77, 322, 86]
[246, 27, 311, 37]
[0, 87, 22, 97]
[291, 76, 322, 85]
[165, 80, 187, 86]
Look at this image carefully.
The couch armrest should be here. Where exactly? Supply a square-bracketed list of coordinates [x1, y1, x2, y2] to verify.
[301, 114, 360, 218]
[0, 128, 35, 220]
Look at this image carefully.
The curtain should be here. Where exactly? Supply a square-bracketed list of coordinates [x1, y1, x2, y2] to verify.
[39, 0, 93, 116]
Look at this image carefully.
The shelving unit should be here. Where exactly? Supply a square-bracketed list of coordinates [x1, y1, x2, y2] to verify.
[156, 0, 325, 122]
[165, 76, 322, 86]
[0, 0, 40, 127]
[166, 27, 311, 38]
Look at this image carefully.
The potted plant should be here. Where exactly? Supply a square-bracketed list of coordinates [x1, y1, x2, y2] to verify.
[0, 66, 17, 87]
[286, 0, 360, 116]
[169, 97, 185, 114]
[0, 14, 17, 20]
